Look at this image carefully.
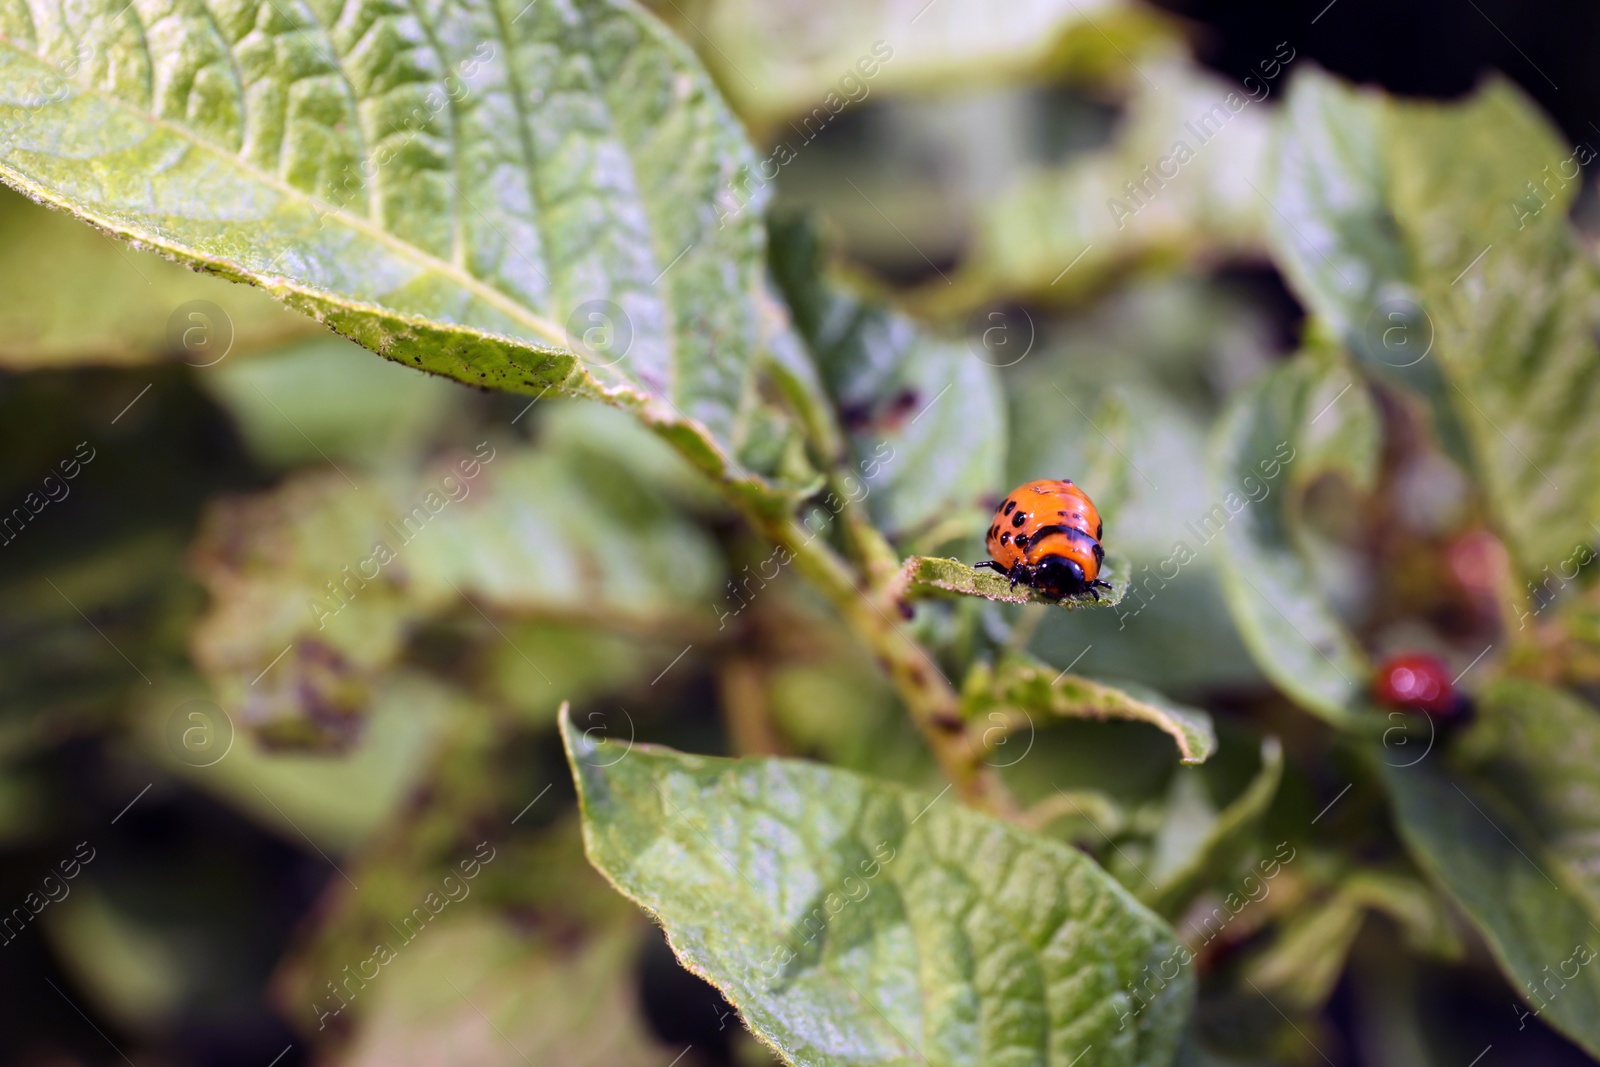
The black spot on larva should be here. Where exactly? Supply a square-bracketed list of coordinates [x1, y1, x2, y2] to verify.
[1003, 500, 1016, 515]
[1000, 532, 1011, 546]
[1015, 534, 1029, 550]
[1011, 511, 1027, 528]
[1058, 510, 1067, 516]
[1096, 522, 1103, 540]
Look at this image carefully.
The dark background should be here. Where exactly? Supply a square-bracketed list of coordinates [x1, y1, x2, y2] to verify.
[1161, 0, 1600, 146]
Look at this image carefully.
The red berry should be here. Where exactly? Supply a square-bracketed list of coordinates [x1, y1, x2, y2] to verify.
[1373, 653, 1457, 715]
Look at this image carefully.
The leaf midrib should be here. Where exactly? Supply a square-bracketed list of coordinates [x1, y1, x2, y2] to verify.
[0, 33, 572, 351]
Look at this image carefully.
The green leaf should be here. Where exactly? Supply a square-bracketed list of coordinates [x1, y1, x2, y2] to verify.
[1243, 891, 1363, 1013]
[960, 654, 1215, 765]
[0, 186, 318, 367]
[1379, 682, 1600, 1055]
[1069, 391, 1136, 530]
[1454, 679, 1600, 913]
[758, 283, 845, 469]
[1209, 351, 1376, 726]
[949, 58, 1271, 312]
[1268, 68, 1600, 569]
[1268, 69, 1411, 369]
[1267, 68, 1477, 468]
[0, 531, 191, 759]
[201, 335, 468, 468]
[561, 707, 1194, 1067]
[1387, 82, 1600, 571]
[900, 553, 1128, 610]
[1339, 870, 1462, 959]
[0, 0, 792, 508]
[1142, 739, 1282, 918]
[1381, 754, 1600, 1058]
[675, 0, 1177, 125]
[1241, 869, 1458, 1014]
[274, 723, 646, 1019]
[190, 426, 721, 742]
[144, 672, 452, 850]
[1147, 771, 1217, 885]
[768, 212, 1005, 544]
[339, 918, 672, 1067]
[42, 884, 189, 1029]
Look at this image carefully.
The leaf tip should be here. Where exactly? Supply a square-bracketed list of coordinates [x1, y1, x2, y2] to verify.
[556, 701, 590, 780]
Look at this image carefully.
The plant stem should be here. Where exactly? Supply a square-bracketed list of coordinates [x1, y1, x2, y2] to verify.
[717, 656, 787, 757]
[760, 511, 1018, 816]
[830, 473, 900, 586]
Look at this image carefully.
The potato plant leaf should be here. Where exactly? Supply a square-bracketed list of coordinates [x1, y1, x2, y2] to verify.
[1243, 869, 1460, 1013]
[1142, 739, 1282, 919]
[1268, 71, 1428, 384]
[899, 553, 1128, 610]
[340, 918, 670, 1067]
[768, 212, 1005, 543]
[1242, 890, 1364, 1012]
[1269, 68, 1600, 569]
[0, 186, 318, 367]
[147, 672, 452, 850]
[677, 0, 1177, 125]
[946, 59, 1271, 313]
[1262, 66, 1484, 477]
[1453, 680, 1600, 913]
[561, 707, 1194, 1067]
[1387, 81, 1600, 571]
[1209, 351, 1377, 726]
[191, 434, 720, 744]
[202, 336, 467, 469]
[1381, 753, 1600, 1058]
[960, 653, 1215, 766]
[0, 0, 795, 509]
